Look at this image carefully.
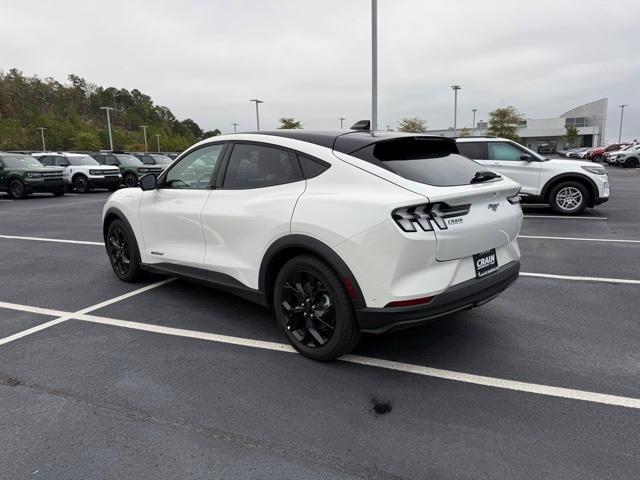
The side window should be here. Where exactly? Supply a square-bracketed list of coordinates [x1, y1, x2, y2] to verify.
[56, 156, 69, 166]
[488, 142, 525, 161]
[92, 155, 104, 164]
[39, 156, 54, 166]
[142, 155, 153, 164]
[298, 154, 329, 178]
[163, 143, 225, 189]
[106, 155, 119, 166]
[456, 142, 485, 160]
[223, 144, 302, 189]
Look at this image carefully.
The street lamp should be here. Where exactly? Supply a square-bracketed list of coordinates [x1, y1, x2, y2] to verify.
[618, 104, 627, 143]
[155, 134, 161, 153]
[100, 107, 115, 150]
[472, 109, 477, 135]
[451, 85, 461, 136]
[139, 125, 148, 152]
[338, 117, 346, 129]
[249, 99, 264, 130]
[231, 122, 239, 133]
[371, 0, 378, 131]
[37, 127, 46, 151]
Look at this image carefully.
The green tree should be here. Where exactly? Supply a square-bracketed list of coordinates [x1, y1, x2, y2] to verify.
[71, 131, 102, 150]
[202, 129, 221, 139]
[564, 124, 579, 147]
[487, 106, 524, 141]
[278, 117, 302, 129]
[397, 117, 427, 133]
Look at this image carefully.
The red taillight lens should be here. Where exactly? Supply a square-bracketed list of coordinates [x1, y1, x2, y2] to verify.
[342, 276, 358, 301]
[385, 296, 433, 308]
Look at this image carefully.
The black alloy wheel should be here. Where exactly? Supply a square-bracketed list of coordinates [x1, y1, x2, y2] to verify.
[106, 220, 143, 282]
[124, 173, 138, 187]
[274, 255, 360, 361]
[9, 179, 26, 199]
[74, 175, 90, 193]
[281, 271, 336, 348]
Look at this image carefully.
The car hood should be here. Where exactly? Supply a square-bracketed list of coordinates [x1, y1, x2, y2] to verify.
[547, 158, 599, 168]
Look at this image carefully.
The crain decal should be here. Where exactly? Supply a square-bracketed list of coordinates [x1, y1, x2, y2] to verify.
[447, 218, 463, 225]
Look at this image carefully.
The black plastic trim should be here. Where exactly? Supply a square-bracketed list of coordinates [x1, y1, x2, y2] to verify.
[258, 234, 366, 309]
[356, 261, 520, 334]
[102, 207, 143, 264]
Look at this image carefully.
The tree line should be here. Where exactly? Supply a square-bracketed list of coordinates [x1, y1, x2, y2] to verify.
[0, 69, 220, 152]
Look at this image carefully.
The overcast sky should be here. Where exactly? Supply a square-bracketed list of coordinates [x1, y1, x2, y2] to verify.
[3, 0, 639, 140]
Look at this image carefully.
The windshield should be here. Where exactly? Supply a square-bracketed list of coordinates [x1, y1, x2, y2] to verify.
[150, 154, 172, 165]
[114, 154, 143, 166]
[67, 155, 99, 166]
[1, 155, 44, 168]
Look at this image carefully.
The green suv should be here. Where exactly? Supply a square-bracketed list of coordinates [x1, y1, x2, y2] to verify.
[90, 152, 163, 187]
[0, 153, 66, 199]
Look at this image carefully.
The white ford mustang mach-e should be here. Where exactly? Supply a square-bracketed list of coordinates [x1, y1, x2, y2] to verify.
[102, 128, 523, 360]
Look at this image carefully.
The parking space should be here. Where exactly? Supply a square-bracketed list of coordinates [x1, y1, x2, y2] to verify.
[1, 166, 640, 478]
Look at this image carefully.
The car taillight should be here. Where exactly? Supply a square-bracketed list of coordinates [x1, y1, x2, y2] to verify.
[392, 203, 470, 232]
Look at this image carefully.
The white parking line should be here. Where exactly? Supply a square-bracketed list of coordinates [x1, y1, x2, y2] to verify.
[2, 297, 640, 409]
[0, 235, 104, 246]
[0, 278, 174, 346]
[519, 235, 640, 244]
[523, 215, 608, 220]
[520, 272, 640, 285]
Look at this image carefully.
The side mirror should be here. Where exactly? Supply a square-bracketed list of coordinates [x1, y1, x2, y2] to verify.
[139, 173, 157, 191]
[520, 154, 533, 161]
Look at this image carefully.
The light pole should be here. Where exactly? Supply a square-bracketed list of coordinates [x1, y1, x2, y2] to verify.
[155, 134, 161, 153]
[451, 85, 461, 136]
[472, 109, 477, 135]
[100, 107, 115, 150]
[371, 0, 378, 131]
[618, 104, 627, 143]
[37, 127, 46, 151]
[249, 99, 263, 130]
[139, 125, 148, 152]
[338, 117, 345, 129]
[231, 122, 239, 133]
[591, 115, 597, 147]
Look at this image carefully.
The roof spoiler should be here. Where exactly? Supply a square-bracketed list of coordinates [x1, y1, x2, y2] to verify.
[350, 120, 370, 131]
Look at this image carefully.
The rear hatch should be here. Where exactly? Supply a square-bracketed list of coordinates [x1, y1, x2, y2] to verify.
[338, 135, 522, 261]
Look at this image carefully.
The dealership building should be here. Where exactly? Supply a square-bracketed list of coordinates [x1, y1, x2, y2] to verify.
[426, 98, 608, 154]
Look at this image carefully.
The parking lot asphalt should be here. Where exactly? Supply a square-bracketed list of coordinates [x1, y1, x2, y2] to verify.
[1, 167, 639, 479]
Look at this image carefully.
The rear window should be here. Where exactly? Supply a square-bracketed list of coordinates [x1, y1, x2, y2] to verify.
[349, 137, 489, 186]
[457, 142, 485, 160]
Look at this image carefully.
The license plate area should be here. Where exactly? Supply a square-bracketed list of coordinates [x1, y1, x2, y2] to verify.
[473, 248, 498, 278]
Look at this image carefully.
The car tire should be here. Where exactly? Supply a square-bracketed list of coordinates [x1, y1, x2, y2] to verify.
[593, 155, 602, 163]
[123, 173, 138, 188]
[273, 254, 360, 361]
[549, 181, 589, 215]
[626, 158, 639, 168]
[8, 179, 27, 199]
[73, 174, 91, 193]
[106, 219, 144, 282]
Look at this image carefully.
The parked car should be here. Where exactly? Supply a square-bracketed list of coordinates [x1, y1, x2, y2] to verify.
[102, 130, 523, 360]
[32, 152, 121, 193]
[585, 144, 627, 162]
[567, 147, 589, 158]
[615, 144, 640, 168]
[0, 152, 66, 199]
[132, 152, 173, 169]
[89, 151, 163, 187]
[603, 145, 632, 165]
[457, 137, 609, 215]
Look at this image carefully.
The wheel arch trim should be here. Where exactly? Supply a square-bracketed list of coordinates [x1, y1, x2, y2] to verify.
[103, 207, 142, 264]
[541, 173, 599, 207]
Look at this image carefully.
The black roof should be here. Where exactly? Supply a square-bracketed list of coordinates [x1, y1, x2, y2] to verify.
[243, 130, 455, 155]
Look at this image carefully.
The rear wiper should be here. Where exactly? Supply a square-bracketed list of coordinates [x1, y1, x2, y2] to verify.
[470, 170, 501, 184]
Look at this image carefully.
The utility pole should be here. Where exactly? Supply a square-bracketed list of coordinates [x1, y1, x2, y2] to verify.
[100, 107, 115, 150]
[472, 109, 477, 135]
[37, 127, 46, 151]
[371, 0, 378, 131]
[139, 125, 148, 152]
[231, 122, 239, 133]
[249, 99, 264, 130]
[618, 104, 627, 143]
[338, 117, 345, 129]
[451, 85, 461, 136]
[155, 134, 161, 153]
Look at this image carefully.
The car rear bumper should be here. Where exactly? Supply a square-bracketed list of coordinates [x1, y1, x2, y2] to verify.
[355, 261, 520, 334]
